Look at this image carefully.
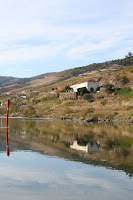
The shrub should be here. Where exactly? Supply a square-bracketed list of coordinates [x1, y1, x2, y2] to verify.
[78, 87, 89, 96]
[114, 137, 133, 147]
[121, 91, 133, 99]
[83, 93, 93, 100]
[114, 87, 132, 95]
[120, 76, 129, 85]
[100, 99, 107, 106]
[64, 85, 71, 91]
[103, 83, 114, 93]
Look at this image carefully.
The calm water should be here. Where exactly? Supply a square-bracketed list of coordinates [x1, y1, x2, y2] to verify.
[0, 117, 133, 200]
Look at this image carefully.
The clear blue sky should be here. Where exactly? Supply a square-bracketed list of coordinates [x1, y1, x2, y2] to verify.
[0, 0, 132, 78]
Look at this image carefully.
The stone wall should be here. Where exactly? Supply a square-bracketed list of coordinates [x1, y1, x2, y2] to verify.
[59, 92, 77, 100]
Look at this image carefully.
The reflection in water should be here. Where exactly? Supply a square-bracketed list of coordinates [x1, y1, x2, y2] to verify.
[70, 140, 100, 152]
[0, 117, 133, 176]
[0, 151, 132, 200]
[0, 126, 10, 157]
[6, 127, 10, 157]
[0, 117, 133, 199]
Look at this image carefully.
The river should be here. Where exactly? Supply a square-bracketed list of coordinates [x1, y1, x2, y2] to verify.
[0, 117, 133, 200]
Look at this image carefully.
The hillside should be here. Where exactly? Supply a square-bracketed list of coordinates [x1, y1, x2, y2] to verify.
[0, 72, 53, 87]
[0, 54, 133, 89]
[0, 55, 133, 122]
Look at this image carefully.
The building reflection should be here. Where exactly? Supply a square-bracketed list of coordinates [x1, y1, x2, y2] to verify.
[70, 140, 100, 153]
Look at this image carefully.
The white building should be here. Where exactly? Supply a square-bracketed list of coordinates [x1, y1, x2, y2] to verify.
[20, 95, 27, 99]
[70, 80, 99, 93]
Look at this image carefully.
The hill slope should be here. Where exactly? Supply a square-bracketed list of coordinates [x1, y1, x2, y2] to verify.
[1, 55, 133, 88]
[0, 55, 133, 122]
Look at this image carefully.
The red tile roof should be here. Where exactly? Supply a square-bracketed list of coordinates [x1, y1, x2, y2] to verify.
[72, 80, 98, 85]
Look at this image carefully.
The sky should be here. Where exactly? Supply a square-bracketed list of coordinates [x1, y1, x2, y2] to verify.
[0, 0, 133, 78]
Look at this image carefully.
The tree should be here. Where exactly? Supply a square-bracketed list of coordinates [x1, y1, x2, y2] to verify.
[64, 85, 71, 91]
[128, 52, 133, 57]
[78, 87, 88, 96]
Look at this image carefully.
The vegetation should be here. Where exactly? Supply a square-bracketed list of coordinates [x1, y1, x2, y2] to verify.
[103, 83, 114, 93]
[0, 108, 6, 115]
[24, 106, 36, 117]
[114, 137, 133, 147]
[0, 53, 133, 122]
[64, 85, 71, 91]
[114, 87, 132, 95]
[100, 99, 107, 106]
[111, 53, 133, 66]
[83, 93, 93, 100]
[78, 87, 89, 96]
[120, 76, 129, 85]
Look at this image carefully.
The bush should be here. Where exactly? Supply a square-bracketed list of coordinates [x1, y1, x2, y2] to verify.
[114, 87, 132, 95]
[103, 83, 114, 93]
[64, 85, 71, 91]
[79, 87, 89, 96]
[83, 93, 93, 100]
[121, 91, 133, 99]
[120, 76, 129, 85]
[100, 99, 107, 106]
[114, 137, 133, 147]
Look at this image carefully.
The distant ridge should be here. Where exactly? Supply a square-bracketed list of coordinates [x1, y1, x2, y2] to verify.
[0, 72, 53, 87]
[0, 55, 133, 88]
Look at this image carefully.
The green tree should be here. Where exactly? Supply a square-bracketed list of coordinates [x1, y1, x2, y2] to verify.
[128, 52, 133, 57]
[78, 87, 88, 96]
[64, 85, 71, 91]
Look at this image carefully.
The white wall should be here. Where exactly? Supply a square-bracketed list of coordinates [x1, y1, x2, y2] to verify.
[86, 81, 99, 92]
[70, 81, 99, 92]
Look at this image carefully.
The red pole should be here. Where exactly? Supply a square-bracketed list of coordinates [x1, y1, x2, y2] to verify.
[6, 99, 10, 157]
[6, 99, 10, 128]
[6, 127, 10, 157]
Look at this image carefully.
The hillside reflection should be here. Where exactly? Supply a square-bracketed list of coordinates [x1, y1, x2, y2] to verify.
[0, 117, 133, 177]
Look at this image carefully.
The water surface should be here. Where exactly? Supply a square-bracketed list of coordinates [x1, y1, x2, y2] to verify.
[0, 118, 133, 200]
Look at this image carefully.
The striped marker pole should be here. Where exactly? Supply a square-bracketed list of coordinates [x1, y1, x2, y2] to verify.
[6, 99, 10, 157]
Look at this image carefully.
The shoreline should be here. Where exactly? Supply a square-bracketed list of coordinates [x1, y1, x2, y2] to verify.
[0, 115, 133, 124]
